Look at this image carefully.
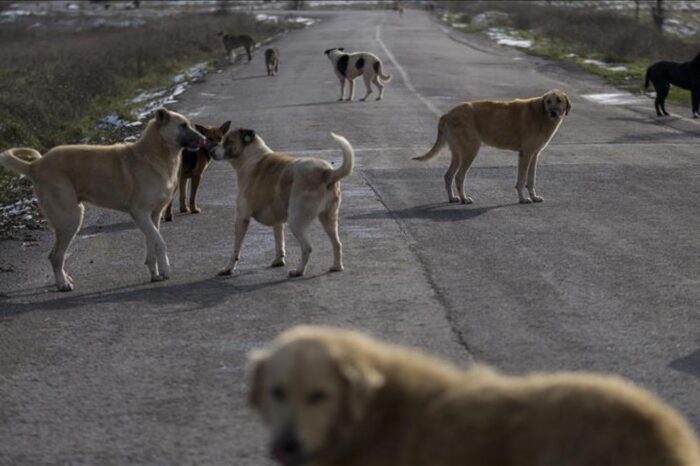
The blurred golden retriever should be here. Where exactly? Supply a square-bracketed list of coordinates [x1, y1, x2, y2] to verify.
[414, 89, 571, 204]
[248, 326, 700, 466]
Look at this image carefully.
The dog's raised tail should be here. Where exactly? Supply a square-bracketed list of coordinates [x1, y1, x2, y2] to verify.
[413, 115, 447, 162]
[0, 148, 42, 178]
[327, 132, 354, 185]
[374, 60, 392, 83]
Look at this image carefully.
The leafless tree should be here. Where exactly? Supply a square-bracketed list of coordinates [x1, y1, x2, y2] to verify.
[651, 0, 665, 33]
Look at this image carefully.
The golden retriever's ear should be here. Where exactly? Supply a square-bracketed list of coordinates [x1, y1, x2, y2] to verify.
[247, 349, 268, 407]
[565, 94, 572, 115]
[340, 360, 385, 422]
[155, 108, 170, 124]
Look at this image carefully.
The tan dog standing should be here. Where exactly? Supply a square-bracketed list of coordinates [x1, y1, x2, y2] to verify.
[414, 89, 571, 204]
[0, 109, 205, 291]
[249, 326, 700, 466]
[211, 129, 354, 277]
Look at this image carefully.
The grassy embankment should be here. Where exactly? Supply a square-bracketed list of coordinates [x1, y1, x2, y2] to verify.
[0, 9, 296, 206]
[440, 1, 698, 104]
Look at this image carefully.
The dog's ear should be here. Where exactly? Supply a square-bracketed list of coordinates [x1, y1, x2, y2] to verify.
[247, 349, 268, 407]
[194, 124, 207, 135]
[324, 48, 333, 55]
[219, 120, 232, 134]
[155, 108, 170, 124]
[240, 129, 256, 146]
[564, 94, 572, 115]
[338, 357, 385, 422]
[339, 47, 345, 51]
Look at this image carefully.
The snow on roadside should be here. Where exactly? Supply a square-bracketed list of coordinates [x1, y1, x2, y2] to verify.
[486, 28, 533, 48]
[582, 59, 628, 73]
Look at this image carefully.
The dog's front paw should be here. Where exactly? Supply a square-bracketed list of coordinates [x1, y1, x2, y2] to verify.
[694, 113, 699, 119]
[57, 282, 74, 292]
[329, 265, 344, 273]
[217, 268, 234, 276]
[150, 274, 167, 282]
[531, 195, 544, 203]
[270, 258, 285, 268]
[375, 96, 382, 101]
[448, 197, 460, 203]
[190, 207, 201, 214]
[460, 197, 474, 204]
[288, 270, 304, 278]
[519, 197, 533, 204]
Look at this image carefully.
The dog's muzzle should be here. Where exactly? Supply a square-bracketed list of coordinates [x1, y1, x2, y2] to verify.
[270, 428, 305, 466]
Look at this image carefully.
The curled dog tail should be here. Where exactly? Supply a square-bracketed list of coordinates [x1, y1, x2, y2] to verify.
[327, 132, 354, 185]
[0, 148, 42, 178]
[413, 115, 447, 162]
[373, 60, 392, 82]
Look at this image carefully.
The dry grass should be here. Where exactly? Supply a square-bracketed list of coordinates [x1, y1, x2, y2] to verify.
[0, 12, 286, 152]
[442, 1, 698, 63]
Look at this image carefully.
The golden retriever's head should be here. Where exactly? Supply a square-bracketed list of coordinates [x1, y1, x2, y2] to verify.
[542, 89, 571, 120]
[248, 327, 385, 466]
[211, 128, 257, 162]
[153, 108, 207, 151]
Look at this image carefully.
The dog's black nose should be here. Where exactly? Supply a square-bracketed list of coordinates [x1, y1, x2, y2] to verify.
[550, 111, 558, 118]
[271, 429, 303, 465]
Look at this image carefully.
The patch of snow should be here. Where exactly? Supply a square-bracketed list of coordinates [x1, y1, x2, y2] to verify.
[451, 22, 468, 29]
[97, 113, 132, 130]
[486, 28, 532, 48]
[663, 19, 698, 37]
[581, 93, 648, 106]
[288, 16, 316, 27]
[256, 13, 280, 23]
[583, 59, 628, 72]
[471, 11, 509, 25]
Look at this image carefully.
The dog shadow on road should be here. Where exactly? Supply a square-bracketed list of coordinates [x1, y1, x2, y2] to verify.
[669, 349, 700, 379]
[0, 273, 293, 317]
[349, 202, 516, 223]
[230, 74, 269, 81]
[269, 100, 348, 109]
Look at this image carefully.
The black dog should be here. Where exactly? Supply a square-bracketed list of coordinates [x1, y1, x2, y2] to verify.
[645, 52, 700, 118]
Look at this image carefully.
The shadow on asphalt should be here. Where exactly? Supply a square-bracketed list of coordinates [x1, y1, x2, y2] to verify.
[270, 100, 345, 109]
[0, 274, 294, 316]
[349, 202, 517, 222]
[230, 74, 269, 81]
[669, 349, 700, 379]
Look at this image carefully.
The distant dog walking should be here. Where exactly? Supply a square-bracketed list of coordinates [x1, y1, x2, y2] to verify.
[645, 52, 700, 118]
[218, 32, 255, 63]
[324, 48, 392, 101]
[265, 48, 279, 76]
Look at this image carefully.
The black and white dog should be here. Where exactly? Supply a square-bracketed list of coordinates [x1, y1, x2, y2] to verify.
[324, 48, 392, 101]
[645, 52, 700, 118]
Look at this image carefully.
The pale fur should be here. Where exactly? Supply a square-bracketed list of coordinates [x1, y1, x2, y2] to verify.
[0, 109, 204, 291]
[414, 89, 572, 204]
[211, 130, 354, 277]
[249, 326, 700, 466]
[324, 48, 392, 101]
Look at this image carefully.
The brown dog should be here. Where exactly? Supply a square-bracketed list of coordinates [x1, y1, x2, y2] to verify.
[249, 326, 700, 466]
[414, 89, 571, 204]
[0, 109, 205, 291]
[164, 121, 230, 222]
[211, 129, 353, 277]
[218, 32, 255, 63]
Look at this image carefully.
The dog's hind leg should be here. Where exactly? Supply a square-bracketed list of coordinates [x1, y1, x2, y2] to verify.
[288, 197, 320, 277]
[271, 224, 286, 267]
[454, 140, 480, 205]
[319, 202, 343, 272]
[39, 186, 83, 291]
[131, 211, 169, 281]
[372, 74, 385, 101]
[189, 174, 202, 213]
[526, 150, 544, 203]
[219, 216, 250, 276]
[692, 88, 700, 118]
[656, 84, 670, 116]
[360, 74, 373, 101]
[443, 152, 460, 203]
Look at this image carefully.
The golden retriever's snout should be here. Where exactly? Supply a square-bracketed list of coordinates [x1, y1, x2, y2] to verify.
[271, 427, 304, 466]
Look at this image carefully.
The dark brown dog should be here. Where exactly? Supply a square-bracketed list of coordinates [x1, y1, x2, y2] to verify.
[164, 121, 230, 222]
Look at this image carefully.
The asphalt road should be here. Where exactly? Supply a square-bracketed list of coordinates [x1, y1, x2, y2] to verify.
[1, 9, 699, 465]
